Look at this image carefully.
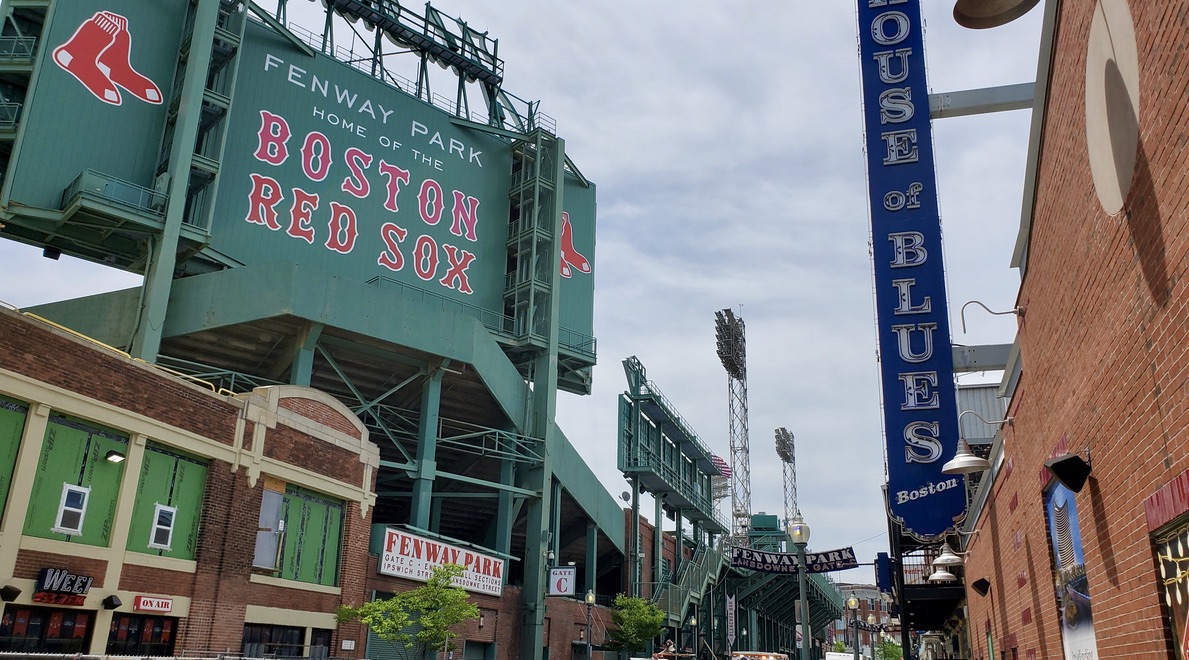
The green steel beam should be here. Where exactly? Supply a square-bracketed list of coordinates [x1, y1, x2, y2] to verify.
[154, 261, 529, 428]
[247, 1, 315, 57]
[132, 0, 220, 361]
[410, 365, 445, 529]
[287, 321, 322, 385]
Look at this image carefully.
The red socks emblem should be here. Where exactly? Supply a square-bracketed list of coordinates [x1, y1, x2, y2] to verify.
[53, 11, 161, 106]
[559, 212, 591, 279]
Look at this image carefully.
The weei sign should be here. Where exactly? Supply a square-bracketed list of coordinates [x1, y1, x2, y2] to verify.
[730, 546, 859, 574]
[857, 0, 965, 539]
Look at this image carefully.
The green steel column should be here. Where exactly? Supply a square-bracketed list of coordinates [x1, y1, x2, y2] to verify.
[585, 521, 597, 593]
[631, 476, 641, 597]
[289, 322, 323, 386]
[492, 458, 515, 557]
[411, 365, 445, 529]
[131, 0, 219, 361]
[654, 493, 663, 588]
[518, 133, 566, 660]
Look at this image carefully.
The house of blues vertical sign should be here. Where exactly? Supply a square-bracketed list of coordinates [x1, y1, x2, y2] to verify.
[858, 0, 964, 539]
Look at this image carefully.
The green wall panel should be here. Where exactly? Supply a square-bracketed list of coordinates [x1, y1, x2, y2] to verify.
[127, 443, 207, 559]
[209, 20, 512, 312]
[558, 175, 596, 345]
[279, 485, 342, 587]
[0, 397, 28, 525]
[5, 1, 186, 208]
[24, 415, 127, 546]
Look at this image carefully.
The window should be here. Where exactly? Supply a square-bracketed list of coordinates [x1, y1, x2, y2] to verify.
[253, 488, 284, 569]
[242, 623, 305, 657]
[128, 444, 207, 559]
[148, 504, 176, 550]
[53, 484, 89, 535]
[253, 483, 344, 586]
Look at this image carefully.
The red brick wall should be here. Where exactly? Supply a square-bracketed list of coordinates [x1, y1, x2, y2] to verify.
[0, 310, 378, 656]
[14, 551, 108, 588]
[279, 397, 360, 437]
[262, 422, 363, 484]
[964, 3, 1189, 658]
[0, 311, 239, 444]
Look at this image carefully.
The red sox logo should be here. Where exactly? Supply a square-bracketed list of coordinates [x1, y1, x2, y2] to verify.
[52, 11, 161, 106]
[559, 212, 590, 279]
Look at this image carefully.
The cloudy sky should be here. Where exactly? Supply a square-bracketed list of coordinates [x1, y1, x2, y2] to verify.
[0, 0, 1042, 582]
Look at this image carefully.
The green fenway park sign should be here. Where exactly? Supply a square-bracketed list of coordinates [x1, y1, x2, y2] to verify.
[5, 1, 596, 338]
[217, 21, 519, 311]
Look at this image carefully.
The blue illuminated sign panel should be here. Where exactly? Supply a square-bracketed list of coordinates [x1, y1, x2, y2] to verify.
[857, 0, 965, 539]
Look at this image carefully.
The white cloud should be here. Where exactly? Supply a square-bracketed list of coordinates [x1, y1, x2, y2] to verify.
[0, 0, 1045, 581]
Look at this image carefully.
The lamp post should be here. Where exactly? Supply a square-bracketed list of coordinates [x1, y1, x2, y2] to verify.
[741, 628, 747, 651]
[686, 614, 697, 655]
[788, 514, 811, 660]
[865, 615, 875, 659]
[846, 596, 860, 660]
[585, 590, 595, 660]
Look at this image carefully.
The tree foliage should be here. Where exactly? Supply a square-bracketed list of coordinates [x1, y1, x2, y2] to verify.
[603, 594, 665, 653]
[874, 637, 903, 660]
[833, 640, 847, 653]
[338, 564, 480, 660]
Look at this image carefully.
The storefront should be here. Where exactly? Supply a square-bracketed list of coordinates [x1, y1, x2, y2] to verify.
[0, 605, 92, 653]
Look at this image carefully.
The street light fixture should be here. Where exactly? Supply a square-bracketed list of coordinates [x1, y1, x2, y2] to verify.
[928, 541, 970, 582]
[941, 410, 1012, 475]
[788, 513, 811, 660]
[686, 614, 698, 654]
[846, 596, 860, 660]
[585, 590, 595, 660]
[741, 628, 747, 651]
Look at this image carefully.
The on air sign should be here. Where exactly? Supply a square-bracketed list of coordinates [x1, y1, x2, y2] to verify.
[857, 0, 965, 539]
[380, 527, 505, 596]
[133, 596, 173, 613]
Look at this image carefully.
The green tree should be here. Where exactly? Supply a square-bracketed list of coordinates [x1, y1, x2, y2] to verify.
[338, 563, 480, 660]
[833, 640, 847, 653]
[602, 594, 665, 654]
[874, 637, 902, 660]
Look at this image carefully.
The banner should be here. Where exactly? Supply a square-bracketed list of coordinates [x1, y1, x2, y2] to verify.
[727, 595, 736, 645]
[1045, 484, 1098, 658]
[379, 527, 505, 596]
[730, 546, 858, 574]
[857, 0, 965, 539]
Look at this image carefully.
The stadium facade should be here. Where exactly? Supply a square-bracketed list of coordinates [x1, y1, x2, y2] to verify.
[0, 1, 843, 659]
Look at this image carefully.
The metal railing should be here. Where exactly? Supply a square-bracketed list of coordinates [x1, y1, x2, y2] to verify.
[0, 36, 36, 60]
[0, 103, 20, 130]
[61, 170, 167, 217]
[281, 20, 554, 135]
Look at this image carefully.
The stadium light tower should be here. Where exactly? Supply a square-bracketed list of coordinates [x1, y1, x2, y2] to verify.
[775, 427, 799, 531]
[715, 308, 752, 546]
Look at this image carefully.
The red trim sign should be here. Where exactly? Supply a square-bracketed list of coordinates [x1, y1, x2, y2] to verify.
[133, 596, 173, 613]
[548, 566, 576, 596]
[380, 527, 505, 596]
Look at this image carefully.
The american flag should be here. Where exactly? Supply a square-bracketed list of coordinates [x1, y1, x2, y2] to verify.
[712, 454, 732, 478]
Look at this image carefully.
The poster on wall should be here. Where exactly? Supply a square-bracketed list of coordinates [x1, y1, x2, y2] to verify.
[1045, 484, 1099, 659]
[1155, 523, 1189, 658]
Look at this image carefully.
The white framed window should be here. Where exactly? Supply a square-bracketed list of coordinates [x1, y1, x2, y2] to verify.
[53, 484, 90, 535]
[149, 504, 177, 550]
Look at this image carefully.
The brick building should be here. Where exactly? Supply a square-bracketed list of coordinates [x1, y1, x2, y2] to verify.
[936, 2, 1189, 659]
[0, 308, 618, 659]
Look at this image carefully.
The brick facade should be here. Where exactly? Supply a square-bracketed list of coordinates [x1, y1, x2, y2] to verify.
[0, 308, 613, 659]
[0, 308, 379, 656]
[962, 3, 1189, 658]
